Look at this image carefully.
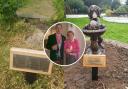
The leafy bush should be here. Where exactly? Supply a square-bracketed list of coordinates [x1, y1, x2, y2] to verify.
[114, 5, 128, 13]
[79, 5, 88, 14]
[0, 0, 24, 25]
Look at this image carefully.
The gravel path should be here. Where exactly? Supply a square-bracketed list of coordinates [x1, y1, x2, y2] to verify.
[103, 17, 128, 23]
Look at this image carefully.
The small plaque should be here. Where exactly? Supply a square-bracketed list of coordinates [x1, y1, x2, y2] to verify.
[10, 47, 53, 75]
[83, 54, 106, 67]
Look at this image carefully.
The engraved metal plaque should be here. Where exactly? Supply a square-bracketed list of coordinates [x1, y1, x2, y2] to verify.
[10, 48, 53, 75]
[83, 54, 106, 67]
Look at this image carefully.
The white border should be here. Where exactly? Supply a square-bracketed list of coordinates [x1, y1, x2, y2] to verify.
[43, 21, 86, 66]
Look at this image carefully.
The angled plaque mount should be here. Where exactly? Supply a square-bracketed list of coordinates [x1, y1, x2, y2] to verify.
[10, 47, 53, 75]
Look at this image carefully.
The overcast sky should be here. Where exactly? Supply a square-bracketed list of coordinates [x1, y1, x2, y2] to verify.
[120, 0, 126, 4]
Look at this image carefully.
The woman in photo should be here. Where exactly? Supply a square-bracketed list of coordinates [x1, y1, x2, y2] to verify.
[64, 31, 80, 65]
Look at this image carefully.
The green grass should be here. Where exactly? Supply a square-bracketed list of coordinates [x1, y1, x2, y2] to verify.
[65, 17, 128, 43]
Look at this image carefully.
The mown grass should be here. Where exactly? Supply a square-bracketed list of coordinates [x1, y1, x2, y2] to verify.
[65, 17, 128, 43]
[0, 21, 64, 89]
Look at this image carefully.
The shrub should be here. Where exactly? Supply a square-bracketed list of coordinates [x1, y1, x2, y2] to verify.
[79, 5, 88, 14]
[0, 0, 25, 25]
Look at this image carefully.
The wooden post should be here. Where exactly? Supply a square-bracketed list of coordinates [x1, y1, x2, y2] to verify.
[91, 37, 99, 81]
[24, 72, 37, 84]
[92, 67, 98, 80]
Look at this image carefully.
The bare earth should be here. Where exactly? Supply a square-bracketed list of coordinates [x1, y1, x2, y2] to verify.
[64, 41, 128, 89]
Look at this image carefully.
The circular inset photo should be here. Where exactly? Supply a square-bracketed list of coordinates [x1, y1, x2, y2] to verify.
[43, 22, 86, 66]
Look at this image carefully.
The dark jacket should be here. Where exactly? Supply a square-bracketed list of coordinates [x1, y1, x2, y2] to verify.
[46, 33, 66, 61]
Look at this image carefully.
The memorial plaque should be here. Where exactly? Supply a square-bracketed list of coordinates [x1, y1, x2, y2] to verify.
[83, 54, 106, 67]
[10, 48, 53, 75]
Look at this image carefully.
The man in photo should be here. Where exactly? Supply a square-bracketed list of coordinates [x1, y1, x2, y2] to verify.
[46, 24, 66, 65]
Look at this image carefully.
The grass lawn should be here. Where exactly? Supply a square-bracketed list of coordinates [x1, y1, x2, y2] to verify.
[65, 17, 128, 43]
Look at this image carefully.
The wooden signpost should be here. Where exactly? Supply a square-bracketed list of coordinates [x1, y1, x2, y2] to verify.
[10, 47, 53, 75]
[83, 54, 106, 80]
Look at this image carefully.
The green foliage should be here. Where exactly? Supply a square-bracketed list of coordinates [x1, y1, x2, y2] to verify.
[83, 0, 113, 12]
[111, 0, 121, 10]
[80, 5, 88, 14]
[65, 0, 120, 14]
[65, 0, 88, 14]
[53, 0, 65, 21]
[114, 5, 128, 13]
[100, 0, 112, 12]
[64, 0, 122, 14]
[0, 0, 24, 25]
[83, 0, 102, 7]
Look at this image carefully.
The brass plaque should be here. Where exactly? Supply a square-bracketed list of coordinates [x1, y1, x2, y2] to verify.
[83, 54, 106, 67]
[10, 47, 53, 75]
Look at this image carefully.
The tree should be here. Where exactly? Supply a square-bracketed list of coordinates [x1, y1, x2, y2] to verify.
[126, 0, 128, 5]
[111, 0, 121, 10]
[83, 0, 112, 12]
[83, 0, 102, 7]
[65, 0, 88, 14]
